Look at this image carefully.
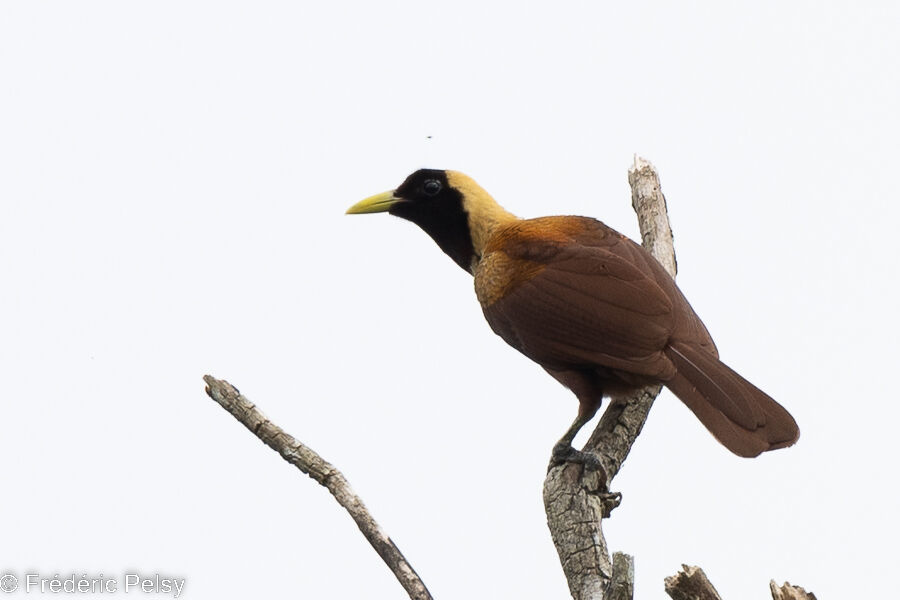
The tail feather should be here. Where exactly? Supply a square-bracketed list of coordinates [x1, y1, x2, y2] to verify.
[664, 342, 799, 457]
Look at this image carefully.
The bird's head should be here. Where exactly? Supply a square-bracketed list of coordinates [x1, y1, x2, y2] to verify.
[347, 169, 516, 273]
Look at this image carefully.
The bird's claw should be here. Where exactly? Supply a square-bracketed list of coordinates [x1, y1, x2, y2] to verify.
[549, 443, 614, 500]
[549, 443, 604, 472]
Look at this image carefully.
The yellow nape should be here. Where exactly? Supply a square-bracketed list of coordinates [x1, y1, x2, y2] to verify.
[446, 171, 518, 257]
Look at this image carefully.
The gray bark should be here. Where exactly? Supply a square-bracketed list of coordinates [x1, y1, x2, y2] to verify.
[769, 580, 817, 600]
[663, 566, 818, 600]
[203, 376, 432, 600]
[664, 565, 723, 600]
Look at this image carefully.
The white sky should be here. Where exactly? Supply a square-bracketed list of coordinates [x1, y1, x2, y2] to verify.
[1, 2, 898, 599]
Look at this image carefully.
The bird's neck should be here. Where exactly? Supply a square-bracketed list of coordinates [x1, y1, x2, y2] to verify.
[466, 201, 518, 267]
[446, 171, 518, 272]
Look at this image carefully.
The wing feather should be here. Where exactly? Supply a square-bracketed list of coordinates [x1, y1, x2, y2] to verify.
[480, 238, 676, 379]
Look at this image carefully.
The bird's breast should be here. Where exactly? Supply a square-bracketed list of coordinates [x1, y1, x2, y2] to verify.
[473, 251, 544, 307]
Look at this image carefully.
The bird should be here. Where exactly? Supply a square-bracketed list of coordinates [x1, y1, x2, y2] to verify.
[346, 168, 799, 464]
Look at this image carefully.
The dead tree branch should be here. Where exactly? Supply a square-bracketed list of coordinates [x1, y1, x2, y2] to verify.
[664, 565, 723, 600]
[769, 580, 817, 600]
[203, 375, 433, 600]
[664, 565, 817, 600]
[543, 156, 674, 600]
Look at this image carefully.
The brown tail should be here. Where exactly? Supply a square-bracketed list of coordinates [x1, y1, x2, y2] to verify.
[663, 342, 799, 457]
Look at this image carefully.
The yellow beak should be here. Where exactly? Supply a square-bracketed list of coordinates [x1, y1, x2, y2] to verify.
[346, 190, 399, 214]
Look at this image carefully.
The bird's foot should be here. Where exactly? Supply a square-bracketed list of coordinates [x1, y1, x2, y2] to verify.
[549, 442, 604, 473]
[548, 443, 615, 503]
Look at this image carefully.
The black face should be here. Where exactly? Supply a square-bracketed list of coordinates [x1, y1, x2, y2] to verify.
[389, 169, 475, 272]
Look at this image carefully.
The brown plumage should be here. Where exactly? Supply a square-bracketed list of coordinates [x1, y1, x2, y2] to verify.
[347, 169, 799, 460]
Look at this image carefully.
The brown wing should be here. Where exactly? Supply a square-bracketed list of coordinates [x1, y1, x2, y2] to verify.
[477, 216, 798, 456]
[479, 224, 678, 380]
[569, 218, 718, 355]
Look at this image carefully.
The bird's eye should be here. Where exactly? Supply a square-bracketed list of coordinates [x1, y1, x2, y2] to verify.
[423, 180, 442, 196]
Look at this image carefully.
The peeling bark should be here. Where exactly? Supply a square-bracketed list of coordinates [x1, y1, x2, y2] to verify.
[664, 565, 723, 600]
[769, 580, 817, 600]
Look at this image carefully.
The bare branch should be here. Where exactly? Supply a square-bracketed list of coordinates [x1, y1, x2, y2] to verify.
[543, 156, 674, 599]
[607, 553, 635, 600]
[769, 580, 817, 600]
[664, 565, 723, 600]
[203, 375, 433, 600]
[663, 568, 818, 600]
[630, 154, 677, 277]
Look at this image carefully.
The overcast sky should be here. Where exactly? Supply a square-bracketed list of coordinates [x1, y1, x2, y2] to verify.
[2, 2, 898, 599]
